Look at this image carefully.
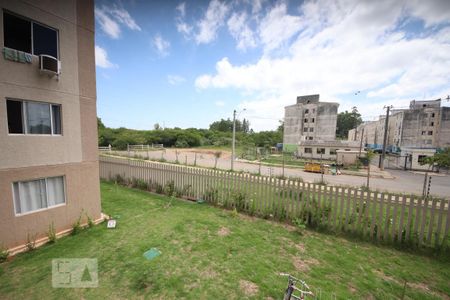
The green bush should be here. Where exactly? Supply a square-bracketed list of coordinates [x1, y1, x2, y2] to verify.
[26, 233, 36, 251]
[163, 181, 175, 197]
[0, 244, 9, 262]
[47, 223, 57, 243]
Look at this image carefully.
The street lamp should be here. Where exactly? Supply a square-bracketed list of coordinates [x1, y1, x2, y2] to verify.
[231, 108, 246, 171]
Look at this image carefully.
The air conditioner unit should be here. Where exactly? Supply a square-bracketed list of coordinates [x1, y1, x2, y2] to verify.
[39, 55, 61, 76]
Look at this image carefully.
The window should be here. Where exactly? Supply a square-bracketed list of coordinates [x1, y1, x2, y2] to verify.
[317, 148, 325, 154]
[13, 176, 65, 215]
[309, 127, 314, 132]
[421, 131, 426, 135]
[308, 136, 313, 140]
[305, 148, 312, 154]
[312, 109, 316, 113]
[6, 99, 62, 135]
[418, 155, 428, 164]
[428, 131, 433, 135]
[430, 122, 434, 126]
[330, 148, 337, 155]
[304, 118, 308, 123]
[303, 127, 308, 132]
[304, 109, 309, 114]
[311, 118, 315, 123]
[3, 11, 58, 58]
[431, 113, 435, 118]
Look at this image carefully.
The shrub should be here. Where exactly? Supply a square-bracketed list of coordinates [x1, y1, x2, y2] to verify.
[114, 174, 126, 185]
[203, 187, 219, 203]
[0, 244, 9, 262]
[47, 222, 57, 243]
[87, 215, 95, 228]
[293, 218, 306, 235]
[231, 191, 247, 211]
[163, 180, 175, 197]
[72, 214, 82, 235]
[26, 233, 37, 251]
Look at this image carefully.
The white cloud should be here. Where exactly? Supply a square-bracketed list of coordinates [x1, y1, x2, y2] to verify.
[95, 7, 121, 39]
[195, 0, 230, 44]
[109, 5, 141, 31]
[227, 12, 257, 51]
[152, 34, 170, 57]
[176, 2, 186, 17]
[195, 0, 450, 131]
[175, 2, 193, 38]
[258, 2, 302, 52]
[167, 75, 186, 85]
[215, 100, 226, 107]
[95, 5, 140, 39]
[95, 45, 117, 68]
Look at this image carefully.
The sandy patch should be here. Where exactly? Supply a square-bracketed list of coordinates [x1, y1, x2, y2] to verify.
[217, 226, 231, 236]
[292, 256, 319, 272]
[240, 280, 259, 296]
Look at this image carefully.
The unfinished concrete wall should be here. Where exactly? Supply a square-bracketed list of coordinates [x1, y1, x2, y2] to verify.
[283, 95, 339, 150]
[438, 107, 450, 148]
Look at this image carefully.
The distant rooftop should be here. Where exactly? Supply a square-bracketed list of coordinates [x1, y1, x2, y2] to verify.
[296, 94, 320, 104]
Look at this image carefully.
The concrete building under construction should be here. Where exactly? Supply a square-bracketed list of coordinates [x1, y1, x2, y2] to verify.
[348, 99, 450, 150]
[283, 94, 339, 152]
[348, 99, 450, 170]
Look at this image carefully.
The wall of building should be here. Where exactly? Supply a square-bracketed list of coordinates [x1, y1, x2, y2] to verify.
[438, 107, 450, 148]
[0, 0, 101, 249]
[283, 96, 339, 150]
[350, 100, 449, 151]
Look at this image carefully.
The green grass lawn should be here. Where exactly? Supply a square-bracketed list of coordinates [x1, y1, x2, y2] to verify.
[0, 181, 449, 299]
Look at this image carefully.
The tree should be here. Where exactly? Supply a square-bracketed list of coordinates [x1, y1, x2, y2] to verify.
[242, 118, 250, 133]
[336, 107, 363, 139]
[365, 149, 376, 189]
[209, 118, 244, 132]
[420, 148, 450, 169]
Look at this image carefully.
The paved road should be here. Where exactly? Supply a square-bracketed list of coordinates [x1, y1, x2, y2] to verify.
[119, 149, 450, 199]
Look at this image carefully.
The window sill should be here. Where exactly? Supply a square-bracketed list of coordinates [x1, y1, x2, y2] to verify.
[15, 203, 66, 217]
[7, 133, 63, 137]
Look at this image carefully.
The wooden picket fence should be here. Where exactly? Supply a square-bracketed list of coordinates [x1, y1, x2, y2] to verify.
[99, 155, 450, 251]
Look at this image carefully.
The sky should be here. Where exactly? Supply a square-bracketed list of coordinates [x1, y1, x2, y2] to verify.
[94, 0, 450, 132]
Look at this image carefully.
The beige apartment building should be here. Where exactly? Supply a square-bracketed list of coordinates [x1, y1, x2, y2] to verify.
[0, 0, 102, 252]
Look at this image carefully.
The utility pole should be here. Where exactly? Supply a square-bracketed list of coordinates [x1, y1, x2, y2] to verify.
[232, 109, 236, 171]
[231, 108, 246, 171]
[379, 105, 393, 170]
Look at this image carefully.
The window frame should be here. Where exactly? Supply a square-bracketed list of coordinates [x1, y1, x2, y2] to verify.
[304, 148, 312, 154]
[2, 9, 60, 59]
[6, 98, 63, 136]
[12, 175, 67, 216]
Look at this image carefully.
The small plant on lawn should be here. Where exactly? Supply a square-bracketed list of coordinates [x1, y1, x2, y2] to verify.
[114, 174, 126, 185]
[86, 214, 95, 228]
[293, 218, 307, 235]
[163, 180, 175, 197]
[154, 183, 164, 194]
[26, 233, 37, 251]
[231, 191, 247, 211]
[230, 207, 239, 218]
[47, 222, 57, 243]
[72, 214, 83, 235]
[0, 244, 9, 262]
[203, 187, 219, 203]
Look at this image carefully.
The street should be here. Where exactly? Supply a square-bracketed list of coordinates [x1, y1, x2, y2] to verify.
[119, 149, 450, 199]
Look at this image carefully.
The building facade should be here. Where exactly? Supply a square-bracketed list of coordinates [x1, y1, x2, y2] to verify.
[0, 0, 102, 251]
[349, 99, 450, 150]
[283, 94, 339, 152]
